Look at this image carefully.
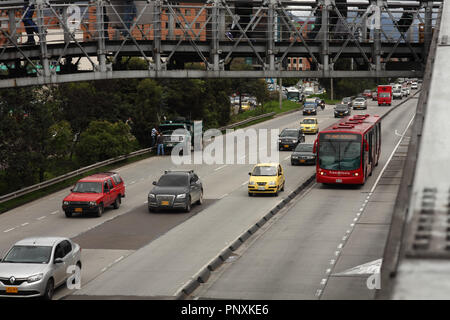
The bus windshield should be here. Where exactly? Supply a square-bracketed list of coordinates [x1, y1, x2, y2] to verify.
[379, 92, 390, 98]
[318, 133, 362, 171]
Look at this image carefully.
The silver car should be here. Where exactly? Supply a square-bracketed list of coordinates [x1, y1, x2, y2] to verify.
[0, 237, 82, 299]
[352, 97, 367, 110]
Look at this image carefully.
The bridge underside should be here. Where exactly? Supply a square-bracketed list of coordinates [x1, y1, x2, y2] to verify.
[0, 0, 441, 87]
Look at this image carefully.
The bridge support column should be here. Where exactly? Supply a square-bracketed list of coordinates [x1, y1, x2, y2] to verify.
[218, 4, 225, 41]
[36, 0, 50, 80]
[374, 0, 383, 73]
[96, 0, 107, 73]
[8, 9, 17, 46]
[153, 0, 162, 71]
[321, 0, 330, 76]
[210, 0, 220, 71]
[267, 0, 275, 71]
[424, 1, 433, 59]
[168, 8, 175, 40]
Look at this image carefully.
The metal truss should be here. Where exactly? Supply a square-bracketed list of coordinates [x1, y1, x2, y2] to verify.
[0, 0, 442, 88]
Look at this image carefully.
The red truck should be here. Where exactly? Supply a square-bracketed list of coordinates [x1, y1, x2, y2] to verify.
[62, 172, 125, 218]
[377, 85, 392, 106]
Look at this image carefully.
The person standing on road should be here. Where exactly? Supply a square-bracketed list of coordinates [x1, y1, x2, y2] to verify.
[151, 127, 158, 147]
[156, 133, 164, 156]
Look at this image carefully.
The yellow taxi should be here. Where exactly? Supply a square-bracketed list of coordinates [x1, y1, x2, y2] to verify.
[241, 102, 251, 111]
[300, 117, 319, 134]
[248, 163, 285, 196]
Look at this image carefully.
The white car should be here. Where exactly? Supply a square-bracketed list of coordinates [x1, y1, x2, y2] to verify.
[411, 82, 418, 89]
[0, 237, 82, 299]
[401, 88, 409, 97]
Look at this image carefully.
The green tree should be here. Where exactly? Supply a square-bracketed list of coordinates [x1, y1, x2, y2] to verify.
[75, 120, 137, 166]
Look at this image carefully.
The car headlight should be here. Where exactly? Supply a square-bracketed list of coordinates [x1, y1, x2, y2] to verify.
[27, 273, 43, 283]
[268, 181, 276, 186]
[148, 193, 155, 198]
[89, 201, 96, 206]
[292, 139, 297, 143]
[177, 193, 186, 199]
[248, 181, 255, 186]
[63, 201, 69, 205]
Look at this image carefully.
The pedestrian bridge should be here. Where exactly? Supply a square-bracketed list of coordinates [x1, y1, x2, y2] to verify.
[0, 0, 442, 88]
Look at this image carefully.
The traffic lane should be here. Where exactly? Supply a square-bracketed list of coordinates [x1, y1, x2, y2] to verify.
[192, 96, 418, 299]
[72, 97, 416, 298]
[72, 199, 217, 250]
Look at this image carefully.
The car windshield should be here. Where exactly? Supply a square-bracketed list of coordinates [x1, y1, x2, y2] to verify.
[364, 90, 371, 93]
[302, 119, 316, 124]
[295, 144, 314, 152]
[157, 174, 189, 187]
[280, 130, 298, 137]
[159, 124, 185, 134]
[318, 134, 362, 171]
[354, 98, 365, 102]
[72, 182, 102, 193]
[342, 98, 351, 103]
[3, 245, 52, 264]
[252, 166, 277, 176]
[335, 105, 348, 111]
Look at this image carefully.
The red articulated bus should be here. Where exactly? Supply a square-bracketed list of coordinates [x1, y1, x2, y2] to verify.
[314, 114, 381, 185]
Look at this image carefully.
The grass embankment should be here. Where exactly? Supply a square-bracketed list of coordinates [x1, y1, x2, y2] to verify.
[229, 100, 301, 127]
[0, 153, 153, 214]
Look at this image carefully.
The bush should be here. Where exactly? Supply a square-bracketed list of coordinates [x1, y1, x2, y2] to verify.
[75, 120, 139, 166]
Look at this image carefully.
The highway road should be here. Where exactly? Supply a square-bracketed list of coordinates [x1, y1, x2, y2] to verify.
[0, 90, 419, 299]
[193, 93, 419, 300]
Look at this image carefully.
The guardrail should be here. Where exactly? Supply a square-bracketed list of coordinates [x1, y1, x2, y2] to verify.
[0, 147, 154, 204]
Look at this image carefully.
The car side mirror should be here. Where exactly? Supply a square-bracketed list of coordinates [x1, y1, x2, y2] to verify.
[54, 258, 64, 264]
[152, 181, 157, 185]
[70, 188, 73, 192]
[313, 139, 318, 154]
[248, 172, 251, 176]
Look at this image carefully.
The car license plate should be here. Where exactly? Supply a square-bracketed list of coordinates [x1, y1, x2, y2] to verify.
[258, 186, 265, 191]
[75, 208, 82, 213]
[300, 160, 305, 163]
[336, 179, 343, 183]
[161, 201, 169, 206]
[340, 113, 343, 115]
[284, 145, 289, 148]
[6, 287, 18, 293]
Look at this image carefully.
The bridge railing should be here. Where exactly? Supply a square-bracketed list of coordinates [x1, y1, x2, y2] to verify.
[0, 0, 442, 86]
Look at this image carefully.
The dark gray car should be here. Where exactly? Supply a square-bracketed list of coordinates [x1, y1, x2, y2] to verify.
[278, 129, 306, 151]
[334, 104, 351, 118]
[148, 170, 203, 213]
[291, 143, 316, 165]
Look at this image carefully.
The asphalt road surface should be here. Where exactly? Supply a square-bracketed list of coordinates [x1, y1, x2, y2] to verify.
[0, 89, 419, 299]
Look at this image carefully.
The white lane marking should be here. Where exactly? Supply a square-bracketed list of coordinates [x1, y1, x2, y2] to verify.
[330, 260, 336, 265]
[21, 222, 29, 227]
[241, 181, 248, 186]
[214, 165, 228, 171]
[337, 243, 343, 249]
[50, 211, 58, 215]
[37, 216, 46, 220]
[144, 200, 148, 204]
[284, 156, 290, 160]
[114, 256, 124, 263]
[219, 193, 229, 200]
[130, 181, 136, 184]
[320, 278, 327, 285]
[335, 251, 340, 256]
[326, 268, 332, 274]
[4, 228, 15, 233]
[240, 155, 247, 160]
[315, 289, 323, 297]
[370, 113, 415, 194]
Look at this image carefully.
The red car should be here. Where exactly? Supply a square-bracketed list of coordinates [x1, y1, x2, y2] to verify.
[363, 89, 372, 98]
[62, 172, 125, 218]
